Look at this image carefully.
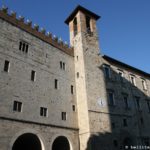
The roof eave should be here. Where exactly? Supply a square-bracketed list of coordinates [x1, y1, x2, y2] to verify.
[65, 5, 100, 25]
[103, 55, 150, 78]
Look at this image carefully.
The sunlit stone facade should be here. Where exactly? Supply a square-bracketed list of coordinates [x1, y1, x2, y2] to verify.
[0, 5, 149, 150]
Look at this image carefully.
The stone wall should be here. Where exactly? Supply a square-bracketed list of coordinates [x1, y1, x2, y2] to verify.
[0, 16, 79, 150]
[0, 119, 79, 150]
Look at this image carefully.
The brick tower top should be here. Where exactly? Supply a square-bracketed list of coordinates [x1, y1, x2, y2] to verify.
[65, 5, 101, 51]
[65, 5, 100, 25]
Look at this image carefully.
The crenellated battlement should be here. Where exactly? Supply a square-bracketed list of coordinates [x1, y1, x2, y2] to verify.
[0, 6, 74, 56]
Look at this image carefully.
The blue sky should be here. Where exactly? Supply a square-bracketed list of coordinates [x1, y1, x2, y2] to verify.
[1, 0, 150, 73]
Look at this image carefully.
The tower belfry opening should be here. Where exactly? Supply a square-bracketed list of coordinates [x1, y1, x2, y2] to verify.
[65, 5, 100, 46]
[86, 15, 91, 33]
[73, 17, 77, 36]
[65, 5, 101, 150]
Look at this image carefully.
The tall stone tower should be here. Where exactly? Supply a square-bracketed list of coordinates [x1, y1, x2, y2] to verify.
[65, 5, 106, 150]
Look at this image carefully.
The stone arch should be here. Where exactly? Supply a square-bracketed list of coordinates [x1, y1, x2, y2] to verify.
[12, 133, 41, 150]
[10, 129, 45, 150]
[52, 135, 72, 150]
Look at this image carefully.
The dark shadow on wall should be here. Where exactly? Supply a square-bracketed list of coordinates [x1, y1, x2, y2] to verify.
[86, 132, 134, 150]
[86, 64, 150, 150]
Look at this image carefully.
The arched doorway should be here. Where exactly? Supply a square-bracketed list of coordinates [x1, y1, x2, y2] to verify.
[12, 133, 42, 150]
[52, 136, 70, 150]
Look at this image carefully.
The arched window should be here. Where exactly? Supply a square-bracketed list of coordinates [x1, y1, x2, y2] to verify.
[86, 15, 91, 33]
[73, 17, 77, 36]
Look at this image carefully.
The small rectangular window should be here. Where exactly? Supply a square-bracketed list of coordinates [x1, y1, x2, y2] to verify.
[140, 117, 144, 125]
[77, 72, 79, 78]
[60, 61, 66, 70]
[19, 41, 29, 53]
[25, 44, 29, 53]
[60, 61, 62, 69]
[55, 79, 58, 89]
[71, 85, 74, 94]
[40, 107, 47, 117]
[147, 100, 150, 112]
[76, 56, 78, 61]
[62, 112, 67, 120]
[130, 75, 136, 86]
[103, 65, 111, 79]
[13, 101, 22, 112]
[4, 60, 10, 72]
[19, 41, 22, 50]
[123, 118, 127, 127]
[111, 122, 116, 129]
[123, 95, 129, 109]
[72, 105, 76, 111]
[118, 70, 124, 82]
[135, 97, 141, 111]
[107, 91, 115, 106]
[142, 79, 147, 90]
[63, 63, 66, 70]
[31, 70, 36, 81]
